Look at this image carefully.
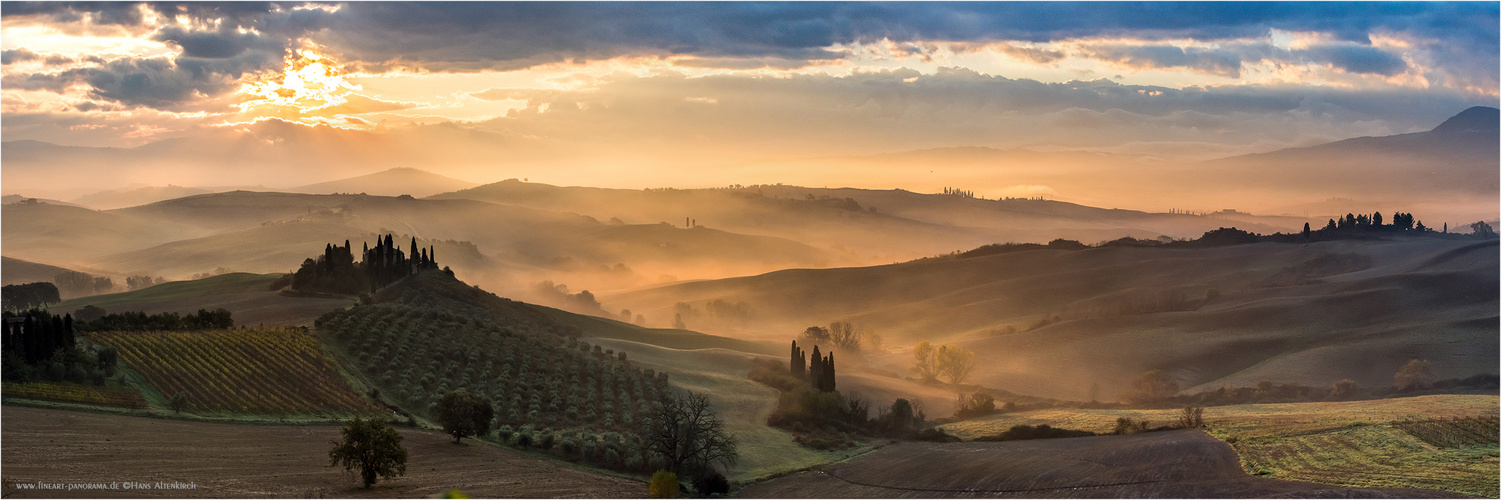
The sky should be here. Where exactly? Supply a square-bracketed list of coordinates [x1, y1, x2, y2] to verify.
[2, 2, 1498, 192]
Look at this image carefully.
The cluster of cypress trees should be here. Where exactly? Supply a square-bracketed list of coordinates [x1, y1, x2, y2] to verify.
[790, 340, 836, 392]
[291, 234, 443, 294]
[2, 310, 74, 363]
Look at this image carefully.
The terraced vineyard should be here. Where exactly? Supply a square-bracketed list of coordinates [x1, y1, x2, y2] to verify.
[89, 328, 379, 416]
[2, 381, 147, 408]
[938, 395, 1500, 497]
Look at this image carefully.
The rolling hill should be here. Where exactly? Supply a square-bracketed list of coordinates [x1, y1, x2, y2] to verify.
[1, 256, 80, 286]
[69, 185, 216, 210]
[1199, 106, 1500, 224]
[0, 199, 209, 266]
[432, 180, 1317, 266]
[291, 167, 479, 198]
[608, 236, 1499, 402]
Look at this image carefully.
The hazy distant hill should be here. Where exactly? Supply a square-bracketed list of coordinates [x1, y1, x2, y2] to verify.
[69, 185, 215, 210]
[1199, 106, 1499, 222]
[63, 191, 830, 295]
[434, 180, 1313, 265]
[1, 194, 87, 208]
[1, 256, 79, 285]
[610, 237, 1498, 401]
[0, 200, 207, 265]
[291, 168, 479, 197]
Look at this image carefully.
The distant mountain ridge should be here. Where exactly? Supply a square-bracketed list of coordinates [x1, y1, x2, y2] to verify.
[1431, 106, 1500, 134]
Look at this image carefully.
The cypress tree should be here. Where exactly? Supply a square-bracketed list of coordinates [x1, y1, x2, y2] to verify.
[809, 345, 822, 390]
[63, 313, 74, 348]
[790, 340, 800, 379]
[824, 352, 836, 392]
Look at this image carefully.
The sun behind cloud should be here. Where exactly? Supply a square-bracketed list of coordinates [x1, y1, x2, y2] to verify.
[236, 45, 362, 121]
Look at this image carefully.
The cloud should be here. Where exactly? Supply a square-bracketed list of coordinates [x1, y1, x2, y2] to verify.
[10, 2, 1487, 73]
[1081, 44, 1247, 78]
[1299, 43, 1408, 76]
[450, 68, 1490, 164]
[3, 57, 242, 110]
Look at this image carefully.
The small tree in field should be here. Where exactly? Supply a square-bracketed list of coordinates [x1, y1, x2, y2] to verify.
[435, 390, 494, 443]
[911, 342, 937, 382]
[1330, 379, 1358, 399]
[328, 417, 408, 488]
[936, 345, 976, 389]
[1395, 359, 1435, 391]
[1122, 369, 1179, 405]
[1177, 405, 1205, 428]
[1470, 221, 1495, 239]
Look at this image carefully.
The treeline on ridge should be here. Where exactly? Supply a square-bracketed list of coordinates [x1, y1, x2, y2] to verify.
[947, 211, 1495, 261]
[290, 234, 449, 295]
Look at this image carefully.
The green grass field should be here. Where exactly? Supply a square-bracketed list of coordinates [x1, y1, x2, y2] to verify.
[54, 272, 281, 311]
[938, 394, 1500, 497]
[589, 337, 864, 484]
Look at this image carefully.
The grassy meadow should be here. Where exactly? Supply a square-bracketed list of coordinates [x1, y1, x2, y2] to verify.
[938, 394, 1500, 497]
[54, 272, 282, 311]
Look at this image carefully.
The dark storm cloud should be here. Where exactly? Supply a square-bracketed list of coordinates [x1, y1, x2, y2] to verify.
[304, 2, 1497, 73]
[10, 2, 1489, 69]
[0, 2, 1493, 112]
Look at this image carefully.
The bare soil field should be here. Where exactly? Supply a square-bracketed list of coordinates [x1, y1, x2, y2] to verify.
[1, 406, 642, 498]
[736, 430, 1462, 498]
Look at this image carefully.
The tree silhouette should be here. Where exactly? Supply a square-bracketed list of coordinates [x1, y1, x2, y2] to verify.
[1122, 369, 1180, 405]
[911, 342, 937, 382]
[1395, 359, 1435, 391]
[434, 389, 494, 443]
[1470, 221, 1495, 239]
[936, 345, 975, 389]
[643, 391, 738, 477]
[328, 417, 408, 488]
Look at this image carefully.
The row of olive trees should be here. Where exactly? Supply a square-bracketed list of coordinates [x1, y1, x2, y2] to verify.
[331, 388, 737, 493]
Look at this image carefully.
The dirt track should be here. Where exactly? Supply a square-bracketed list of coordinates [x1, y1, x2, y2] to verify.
[1, 406, 642, 498]
[736, 430, 1465, 498]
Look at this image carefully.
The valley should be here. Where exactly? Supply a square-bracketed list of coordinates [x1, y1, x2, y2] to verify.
[2, 6, 1497, 496]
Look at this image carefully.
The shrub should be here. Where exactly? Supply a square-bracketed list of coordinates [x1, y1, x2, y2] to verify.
[1177, 405, 1205, 428]
[1112, 417, 1151, 435]
[649, 470, 680, 498]
[953, 393, 996, 419]
[692, 471, 730, 497]
[974, 424, 1096, 441]
[1330, 379, 1358, 399]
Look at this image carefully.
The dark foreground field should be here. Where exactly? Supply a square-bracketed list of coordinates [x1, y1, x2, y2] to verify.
[736, 430, 1463, 498]
[0, 406, 641, 498]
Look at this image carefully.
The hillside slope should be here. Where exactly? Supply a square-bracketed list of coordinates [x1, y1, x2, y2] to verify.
[1, 256, 79, 286]
[434, 180, 1314, 264]
[610, 237, 1498, 401]
[291, 167, 478, 198]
